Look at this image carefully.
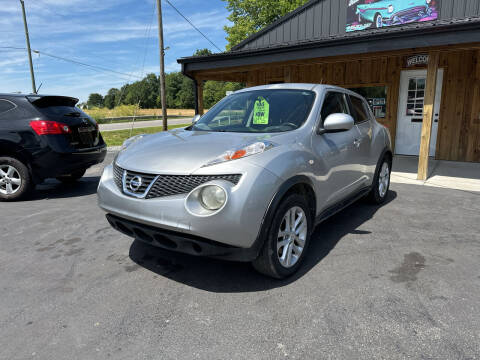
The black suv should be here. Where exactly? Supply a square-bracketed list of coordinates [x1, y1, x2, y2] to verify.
[0, 94, 107, 201]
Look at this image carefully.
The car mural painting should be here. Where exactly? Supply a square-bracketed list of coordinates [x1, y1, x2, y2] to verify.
[346, 0, 439, 32]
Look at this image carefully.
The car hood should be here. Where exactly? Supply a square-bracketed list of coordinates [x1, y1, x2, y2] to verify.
[115, 128, 288, 174]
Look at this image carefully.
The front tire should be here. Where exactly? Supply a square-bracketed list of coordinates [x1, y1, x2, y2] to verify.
[366, 155, 391, 204]
[252, 193, 312, 279]
[374, 13, 383, 28]
[0, 157, 33, 202]
[56, 169, 86, 184]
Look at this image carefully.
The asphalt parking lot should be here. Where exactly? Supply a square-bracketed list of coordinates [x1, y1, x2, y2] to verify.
[1, 152, 479, 360]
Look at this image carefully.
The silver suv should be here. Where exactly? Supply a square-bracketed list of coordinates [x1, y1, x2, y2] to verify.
[98, 84, 392, 278]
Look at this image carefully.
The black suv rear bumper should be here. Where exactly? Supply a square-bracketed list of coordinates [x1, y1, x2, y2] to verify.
[32, 144, 107, 180]
[106, 214, 259, 262]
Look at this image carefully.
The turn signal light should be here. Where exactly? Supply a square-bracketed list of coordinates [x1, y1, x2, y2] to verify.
[30, 120, 71, 135]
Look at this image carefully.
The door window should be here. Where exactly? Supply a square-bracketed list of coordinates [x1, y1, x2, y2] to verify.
[320, 92, 350, 124]
[349, 96, 370, 124]
[406, 77, 425, 117]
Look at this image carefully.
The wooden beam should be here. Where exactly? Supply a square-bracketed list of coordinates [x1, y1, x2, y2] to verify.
[190, 42, 480, 80]
[197, 81, 204, 116]
[417, 52, 440, 180]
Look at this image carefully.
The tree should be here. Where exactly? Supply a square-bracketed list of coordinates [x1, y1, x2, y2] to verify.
[87, 93, 104, 108]
[193, 48, 213, 57]
[123, 73, 159, 108]
[222, 0, 309, 50]
[203, 81, 244, 108]
[104, 88, 120, 109]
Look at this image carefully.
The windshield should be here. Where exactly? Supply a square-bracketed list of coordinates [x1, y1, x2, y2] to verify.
[191, 89, 316, 133]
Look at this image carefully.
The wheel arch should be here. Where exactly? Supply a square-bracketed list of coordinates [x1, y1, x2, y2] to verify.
[0, 141, 31, 165]
[0, 141, 38, 182]
[251, 175, 317, 259]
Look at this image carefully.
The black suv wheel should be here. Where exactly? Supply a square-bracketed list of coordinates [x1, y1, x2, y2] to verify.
[0, 157, 33, 201]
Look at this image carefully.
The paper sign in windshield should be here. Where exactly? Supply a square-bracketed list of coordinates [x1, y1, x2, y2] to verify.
[253, 98, 270, 125]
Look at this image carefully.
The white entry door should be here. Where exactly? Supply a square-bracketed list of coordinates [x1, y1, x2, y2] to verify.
[395, 69, 444, 156]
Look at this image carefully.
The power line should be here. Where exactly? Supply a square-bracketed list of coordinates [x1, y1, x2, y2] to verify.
[163, 0, 222, 52]
[36, 50, 144, 80]
[0, 46, 143, 80]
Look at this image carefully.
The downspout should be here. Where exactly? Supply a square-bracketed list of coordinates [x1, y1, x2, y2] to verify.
[181, 63, 199, 115]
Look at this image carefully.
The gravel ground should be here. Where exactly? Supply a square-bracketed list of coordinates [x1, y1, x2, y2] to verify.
[1, 153, 479, 360]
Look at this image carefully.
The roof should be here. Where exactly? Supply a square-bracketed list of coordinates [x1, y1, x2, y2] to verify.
[230, 0, 320, 52]
[0, 93, 29, 98]
[179, 17, 480, 73]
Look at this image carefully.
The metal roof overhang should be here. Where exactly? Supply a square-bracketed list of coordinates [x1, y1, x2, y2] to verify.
[179, 19, 480, 75]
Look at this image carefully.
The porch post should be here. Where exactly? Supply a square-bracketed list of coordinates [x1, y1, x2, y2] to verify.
[197, 81, 204, 116]
[417, 52, 440, 180]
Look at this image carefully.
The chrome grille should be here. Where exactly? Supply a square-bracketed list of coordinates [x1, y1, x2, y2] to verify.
[113, 164, 124, 190]
[124, 171, 157, 197]
[113, 164, 241, 199]
[146, 174, 242, 199]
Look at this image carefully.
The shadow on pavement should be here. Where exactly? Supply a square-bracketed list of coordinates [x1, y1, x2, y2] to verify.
[23, 176, 101, 201]
[129, 190, 397, 293]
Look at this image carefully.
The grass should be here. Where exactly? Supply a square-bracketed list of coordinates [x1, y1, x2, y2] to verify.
[99, 115, 186, 124]
[85, 106, 199, 124]
[101, 124, 189, 147]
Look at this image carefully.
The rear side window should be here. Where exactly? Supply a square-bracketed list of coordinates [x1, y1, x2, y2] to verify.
[0, 99, 15, 114]
[321, 92, 350, 123]
[349, 96, 370, 124]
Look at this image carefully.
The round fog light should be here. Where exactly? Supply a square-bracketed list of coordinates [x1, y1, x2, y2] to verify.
[200, 185, 226, 210]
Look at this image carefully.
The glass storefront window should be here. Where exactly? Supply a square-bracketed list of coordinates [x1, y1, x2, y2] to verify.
[348, 86, 387, 118]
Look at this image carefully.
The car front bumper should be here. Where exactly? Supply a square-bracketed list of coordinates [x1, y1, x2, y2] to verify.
[97, 162, 282, 258]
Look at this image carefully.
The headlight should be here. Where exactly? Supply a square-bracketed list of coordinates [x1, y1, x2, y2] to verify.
[203, 141, 275, 167]
[388, 4, 394, 13]
[121, 134, 146, 151]
[199, 185, 226, 210]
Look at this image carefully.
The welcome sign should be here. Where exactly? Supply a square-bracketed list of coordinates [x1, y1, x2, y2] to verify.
[346, 0, 440, 32]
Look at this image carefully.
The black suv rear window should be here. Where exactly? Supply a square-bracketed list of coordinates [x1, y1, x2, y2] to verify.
[28, 96, 87, 118]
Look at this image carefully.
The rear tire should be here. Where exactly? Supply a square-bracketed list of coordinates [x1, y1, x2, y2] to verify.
[252, 193, 312, 279]
[366, 155, 391, 205]
[56, 169, 86, 184]
[0, 157, 33, 202]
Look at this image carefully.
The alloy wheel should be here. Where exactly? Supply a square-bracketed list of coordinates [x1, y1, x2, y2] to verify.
[0, 165, 22, 195]
[277, 206, 308, 268]
[378, 162, 390, 198]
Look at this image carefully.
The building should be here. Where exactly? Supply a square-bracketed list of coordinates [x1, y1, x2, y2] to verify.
[178, 0, 480, 179]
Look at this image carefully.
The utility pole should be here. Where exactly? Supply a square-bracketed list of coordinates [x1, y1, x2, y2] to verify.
[19, 0, 37, 94]
[156, 0, 168, 131]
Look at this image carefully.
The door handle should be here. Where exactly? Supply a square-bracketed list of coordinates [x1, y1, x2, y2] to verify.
[354, 139, 361, 148]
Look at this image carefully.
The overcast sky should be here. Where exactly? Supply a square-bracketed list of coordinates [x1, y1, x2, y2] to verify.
[0, 0, 230, 102]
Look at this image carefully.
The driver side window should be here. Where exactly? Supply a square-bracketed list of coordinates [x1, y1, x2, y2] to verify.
[320, 92, 350, 125]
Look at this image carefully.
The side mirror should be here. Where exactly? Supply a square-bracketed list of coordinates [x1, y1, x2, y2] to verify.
[322, 113, 354, 133]
[192, 114, 201, 124]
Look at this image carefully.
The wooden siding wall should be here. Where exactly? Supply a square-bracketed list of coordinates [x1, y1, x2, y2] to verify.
[238, 49, 480, 162]
[436, 50, 480, 162]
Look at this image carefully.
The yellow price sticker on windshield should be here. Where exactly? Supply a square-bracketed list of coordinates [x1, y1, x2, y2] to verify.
[253, 98, 270, 125]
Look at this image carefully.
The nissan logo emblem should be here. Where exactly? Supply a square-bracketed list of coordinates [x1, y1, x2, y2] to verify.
[129, 176, 143, 192]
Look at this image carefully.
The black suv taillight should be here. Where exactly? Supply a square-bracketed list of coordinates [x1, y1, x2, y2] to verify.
[30, 120, 71, 135]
